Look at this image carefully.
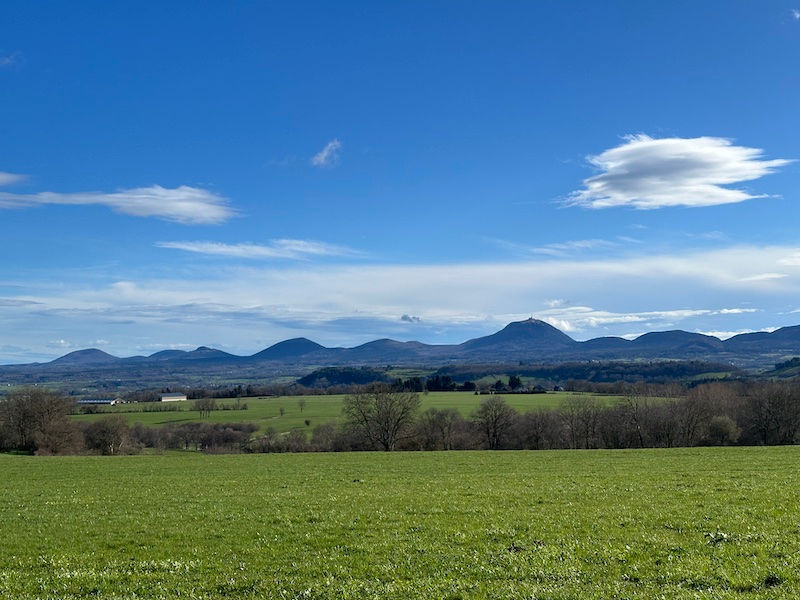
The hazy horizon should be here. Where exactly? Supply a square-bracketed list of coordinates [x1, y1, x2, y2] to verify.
[4, 317, 790, 365]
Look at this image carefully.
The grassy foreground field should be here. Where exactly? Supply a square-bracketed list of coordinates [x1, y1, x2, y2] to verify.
[1, 447, 799, 598]
[70, 391, 634, 433]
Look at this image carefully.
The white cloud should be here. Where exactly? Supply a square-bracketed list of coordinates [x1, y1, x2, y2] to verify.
[533, 305, 761, 336]
[536, 305, 713, 331]
[0, 171, 25, 186]
[620, 332, 645, 340]
[688, 231, 727, 241]
[541, 317, 576, 332]
[0, 298, 41, 307]
[738, 272, 787, 282]
[569, 135, 793, 209]
[135, 342, 198, 351]
[615, 236, 642, 244]
[793, 8, 800, 20]
[0, 185, 234, 224]
[311, 139, 342, 167]
[545, 299, 568, 308]
[532, 238, 618, 256]
[13, 244, 800, 318]
[492, 237, 621, 257]
[696, 328, 778, 340]
[778, 252, 800, 266]
[156, 239, 360, 260]
[3, 243, 800, 360]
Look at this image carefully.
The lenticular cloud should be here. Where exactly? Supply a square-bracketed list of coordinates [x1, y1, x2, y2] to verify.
[569, 135, 792, 209]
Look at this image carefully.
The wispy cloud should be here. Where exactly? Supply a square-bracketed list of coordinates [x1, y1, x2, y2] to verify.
[697, 328, 777, 340]
[493, 235, 648, 257]
[49, 339, 74, 349]
[792, 8, 800, 20]
[0, 185, 234, 224]
[0, 298, 41, 307]
[534, 305, 757, 333]
[311, 139, 342, 167]
[538, 305, 673, 331]
[265, 156, 298, 169]
[492, 237, 621, 257]
[156, 239, 360, 260]
[778, 252, 800, 266]
[688, 230, 727, 241]
[3, 243, 799, 360]
[532, 238, 618, 256]
[568, 135, 793, 209]
[615, 236, 642, 244]
[79, 244, 800, 322]
[738, 272, 788, 282]
[0, 51, 22, 68]
[0, 171, 26, 186]
[545, 299, 568, 308]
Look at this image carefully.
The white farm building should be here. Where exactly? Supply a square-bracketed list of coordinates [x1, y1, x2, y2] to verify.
[160, 393, 187, 402]
[77, 398, 119, 406]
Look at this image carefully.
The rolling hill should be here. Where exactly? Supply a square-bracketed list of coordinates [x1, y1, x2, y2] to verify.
[3, 319, 800, 388]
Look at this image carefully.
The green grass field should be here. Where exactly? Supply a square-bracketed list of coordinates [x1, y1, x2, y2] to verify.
[70, 391, 637, 433]
[1, 447, 798, 598]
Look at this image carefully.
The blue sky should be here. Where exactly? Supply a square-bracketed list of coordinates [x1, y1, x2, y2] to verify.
[1, 1, 800, 362]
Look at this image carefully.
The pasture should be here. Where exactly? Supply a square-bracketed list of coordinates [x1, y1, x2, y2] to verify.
[1, 447, 798, 598]
[70, 391, 636, 433]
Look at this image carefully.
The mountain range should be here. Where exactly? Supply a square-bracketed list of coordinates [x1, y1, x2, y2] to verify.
[4, 319, 800, 381]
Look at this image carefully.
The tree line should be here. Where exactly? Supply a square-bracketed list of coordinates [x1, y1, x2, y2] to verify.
[226, 380, 800, 452]
[255, 380, 800, 452]
[311, 382, 800, 450]
[2, 381, 800, 455]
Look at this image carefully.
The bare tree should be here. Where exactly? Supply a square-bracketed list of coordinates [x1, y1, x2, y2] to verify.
[84, 415, 131, 455]
[646, 401, 681, 448]
[677, 388, 713, 446]
[193, 398, 217, 418]
[744, 382, 800, 445]
[0, 387, 75, 453]
[559, 396, 600, 449]
[473, 395, 517, 450]
[311, 422, 338, 451]
[342, 387, 421, 451]
[283, 429, 309, 452]
[707, 415, 741, 445]
[34, 419, 84, 455]
[597, 404, 632, 449]
[623, 395, 649, 448]
[417, 407, 462, 450]
[518, 409, 560, 450]
[249, 427, 281, 453]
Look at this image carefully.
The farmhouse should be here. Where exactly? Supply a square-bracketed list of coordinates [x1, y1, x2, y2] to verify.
[160, 393, 187, 402]
[77, 398, 119, 406]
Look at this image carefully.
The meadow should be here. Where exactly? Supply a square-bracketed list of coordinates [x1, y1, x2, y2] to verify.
[1, 447, 798, 598]
[70, 391, 635, 433]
